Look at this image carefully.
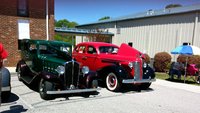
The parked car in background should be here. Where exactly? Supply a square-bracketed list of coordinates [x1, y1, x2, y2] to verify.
[16, 39, 99, 100]
[0, 43, 11, 102]
[73, 42, 155, 91]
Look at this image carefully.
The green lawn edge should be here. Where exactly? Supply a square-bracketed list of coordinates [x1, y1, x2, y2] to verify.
[155, 72, 200, 86]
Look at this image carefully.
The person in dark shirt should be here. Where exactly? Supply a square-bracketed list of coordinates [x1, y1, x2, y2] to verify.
[169, 61, 184, 79]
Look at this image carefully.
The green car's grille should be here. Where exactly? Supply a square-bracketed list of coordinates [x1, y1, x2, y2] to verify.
[64, 61, 80, 88]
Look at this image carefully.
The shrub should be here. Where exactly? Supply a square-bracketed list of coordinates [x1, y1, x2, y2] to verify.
[143, 53, 150, 64]
[177, 55, 200, 65]
[153, 52, 172, 72]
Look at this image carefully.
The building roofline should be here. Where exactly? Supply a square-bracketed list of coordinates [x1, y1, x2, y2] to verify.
[55, 27, 114, 36]
[77, 3, 200, 27]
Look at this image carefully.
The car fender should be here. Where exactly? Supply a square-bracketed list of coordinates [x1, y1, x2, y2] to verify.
[98, 65, 129, 79]
[16, 60, 32, 75]
[38, 71, 60, 83]
[143, 66, 155, 79]
[1, 67, 11, 88]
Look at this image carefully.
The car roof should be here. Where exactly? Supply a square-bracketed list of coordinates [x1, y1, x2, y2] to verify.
[22, 39, 72, 46]
[77, 42, 119, 48]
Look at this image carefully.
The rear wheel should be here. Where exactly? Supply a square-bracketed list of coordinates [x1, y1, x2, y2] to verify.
[106, 72, 121, 92]
[39, 79, 55, 100]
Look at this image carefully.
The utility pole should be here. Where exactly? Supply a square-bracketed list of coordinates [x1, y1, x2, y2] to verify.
[46, 0, 49, 40]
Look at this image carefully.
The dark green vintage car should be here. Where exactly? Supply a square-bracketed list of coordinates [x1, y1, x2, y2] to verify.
[16, 39, 99, 100]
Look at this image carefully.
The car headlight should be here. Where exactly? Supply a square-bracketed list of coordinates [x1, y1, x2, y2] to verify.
[143, 62, 147, 68]
[82, 66, 89, 74]
[55, 66, 65, 75]
[128, 62, 134, 69]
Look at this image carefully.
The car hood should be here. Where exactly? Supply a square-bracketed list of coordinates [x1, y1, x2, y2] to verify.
[40, 55, 68, 65]
[99, 43, 142, 62]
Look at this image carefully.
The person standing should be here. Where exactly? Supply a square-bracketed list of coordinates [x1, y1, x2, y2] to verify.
[0, 43, 8, 105]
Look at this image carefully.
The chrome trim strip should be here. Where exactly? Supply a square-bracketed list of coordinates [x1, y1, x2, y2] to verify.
[1, 86, 11, 92]
[122, 79, 156, 84]
[47, 88, 101, 94]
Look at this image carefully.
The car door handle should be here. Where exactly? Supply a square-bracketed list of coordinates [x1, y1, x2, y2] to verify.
[82, 56, 87, 60]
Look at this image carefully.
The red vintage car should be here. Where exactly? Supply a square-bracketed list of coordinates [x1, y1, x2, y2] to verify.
[72, 42, 155, 91]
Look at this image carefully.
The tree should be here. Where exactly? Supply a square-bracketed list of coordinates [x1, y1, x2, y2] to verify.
[55, 19, 69, 27]
[68, 21, 78, 28]
[54, 19, 78, 45]
[165, 4, 182, 9]
[55, 19, 78, 28]
[99, 16, 110, 21]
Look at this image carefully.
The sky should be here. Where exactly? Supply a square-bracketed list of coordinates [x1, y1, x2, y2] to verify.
[55, 0, 200, 25]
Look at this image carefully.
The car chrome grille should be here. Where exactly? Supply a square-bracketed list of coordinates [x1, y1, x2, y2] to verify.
[64, 60, 80, 88]
[133, 61, 141, 80]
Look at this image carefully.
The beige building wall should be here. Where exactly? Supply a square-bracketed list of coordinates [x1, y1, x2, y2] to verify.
[77, 11, 200, 60]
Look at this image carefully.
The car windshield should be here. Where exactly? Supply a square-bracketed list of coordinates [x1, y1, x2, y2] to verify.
[38, 45, 71, 60]
[99, 46, 119, 54]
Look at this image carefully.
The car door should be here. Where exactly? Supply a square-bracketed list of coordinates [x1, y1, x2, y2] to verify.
[73, 44, 87, 67]
[20, 42, 36, 83]
[83, 45, 98, 71]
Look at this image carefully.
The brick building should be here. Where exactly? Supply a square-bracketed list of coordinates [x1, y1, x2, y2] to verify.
[0, 0, 54, 66]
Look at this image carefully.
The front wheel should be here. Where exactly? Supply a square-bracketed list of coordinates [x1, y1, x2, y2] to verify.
[39, 79, 55, 100]
[17, 66, 22, 81]
[106, 72, 121, 92]
[1, 91, 11, 102]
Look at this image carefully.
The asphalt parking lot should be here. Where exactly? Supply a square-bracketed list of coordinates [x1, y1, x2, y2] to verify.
[1, 73, 200, 113]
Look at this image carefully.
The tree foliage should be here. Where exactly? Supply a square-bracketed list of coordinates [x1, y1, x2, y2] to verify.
[165, 4, 182, 9]
[54, 19, 78, 45]
[99, 16, 110, 21]
[55, 19, 78, 28]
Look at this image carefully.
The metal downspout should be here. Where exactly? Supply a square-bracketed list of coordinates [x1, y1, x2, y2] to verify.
[46, 0, 49, 40]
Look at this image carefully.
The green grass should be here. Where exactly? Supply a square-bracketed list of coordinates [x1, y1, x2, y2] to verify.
[156, 72, 200, 86]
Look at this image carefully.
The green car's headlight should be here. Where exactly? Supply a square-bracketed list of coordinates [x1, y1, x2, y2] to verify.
[82, 66, 89, 74]
[55, 66, 65, 75]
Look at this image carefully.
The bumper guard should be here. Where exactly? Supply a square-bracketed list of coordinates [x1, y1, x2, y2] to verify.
[47, 88, 101, 95]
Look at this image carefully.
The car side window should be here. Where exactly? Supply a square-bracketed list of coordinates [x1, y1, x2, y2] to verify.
[29, 44, 37, 54]
[87, 46, 97, 54]
[99, 46, 118, 54]
[78, 46, 86, 53]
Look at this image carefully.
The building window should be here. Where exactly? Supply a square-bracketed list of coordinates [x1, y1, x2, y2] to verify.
[18, 19, 30, 50]
[17, 0, 29, 17]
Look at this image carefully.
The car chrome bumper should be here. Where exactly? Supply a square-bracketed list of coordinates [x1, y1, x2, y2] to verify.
[1, 86, 11, 92]
[122, 78, 156, 84]
[47, 88, 101, 95]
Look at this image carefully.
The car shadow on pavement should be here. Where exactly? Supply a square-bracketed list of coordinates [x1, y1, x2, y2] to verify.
[2, 92, 19, 103]
[120, 85, 154, 93]
[1, 105, 28, 113]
